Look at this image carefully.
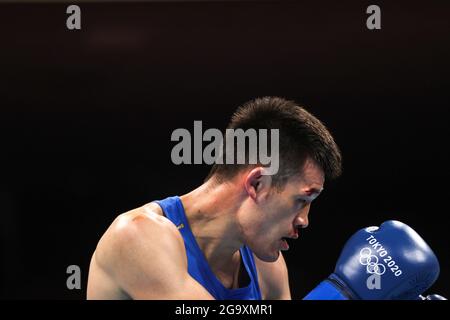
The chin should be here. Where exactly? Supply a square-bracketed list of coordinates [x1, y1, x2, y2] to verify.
[254, 248, 279, 263]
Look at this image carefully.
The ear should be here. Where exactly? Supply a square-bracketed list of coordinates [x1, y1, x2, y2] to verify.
[244, 167, 273, 201]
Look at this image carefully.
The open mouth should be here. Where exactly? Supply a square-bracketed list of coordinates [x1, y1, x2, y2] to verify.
[280, 237, 290, 250]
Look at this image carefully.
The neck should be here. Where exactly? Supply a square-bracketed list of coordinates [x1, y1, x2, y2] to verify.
[179, 178, 245, 275]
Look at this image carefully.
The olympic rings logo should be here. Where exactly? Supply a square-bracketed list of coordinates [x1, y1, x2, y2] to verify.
[359, 247, 386, 276]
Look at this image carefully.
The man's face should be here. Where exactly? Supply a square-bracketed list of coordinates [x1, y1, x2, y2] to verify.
[240, 158, 325, 262]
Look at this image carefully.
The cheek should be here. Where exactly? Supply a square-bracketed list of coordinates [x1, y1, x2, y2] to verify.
[238, 209, 266, 238]
[274, 201, 296, 222]
[241, 198, 293, 239]
[259, 211, 292, 238]
[240, 213, 273, 243]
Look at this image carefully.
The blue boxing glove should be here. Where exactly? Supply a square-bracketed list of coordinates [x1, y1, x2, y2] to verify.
[304, 220, 440, 300]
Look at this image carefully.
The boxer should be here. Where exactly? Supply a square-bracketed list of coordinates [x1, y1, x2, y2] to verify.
[87, 96, 340, 299]
[87, 97, 441, 300]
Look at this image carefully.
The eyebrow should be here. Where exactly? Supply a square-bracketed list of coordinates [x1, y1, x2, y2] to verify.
[303, 187, 324, 196]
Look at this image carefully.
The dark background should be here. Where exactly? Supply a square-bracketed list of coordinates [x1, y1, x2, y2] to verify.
[0, 1, 449, 299]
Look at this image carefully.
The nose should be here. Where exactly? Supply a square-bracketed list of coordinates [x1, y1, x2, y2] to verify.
[294, 208, 309, 230]
[295, 215, 309, 229]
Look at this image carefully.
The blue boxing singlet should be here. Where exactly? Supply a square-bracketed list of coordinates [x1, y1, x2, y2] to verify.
[155, 196, 262, 300]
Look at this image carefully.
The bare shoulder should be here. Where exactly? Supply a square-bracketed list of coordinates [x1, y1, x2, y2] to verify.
[95, 203, 184, 272]
[254, 252, 291, 300]
[88, 203, 213, 299]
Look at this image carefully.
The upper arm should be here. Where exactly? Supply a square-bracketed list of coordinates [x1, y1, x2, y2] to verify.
[89, 207, 214, 300]
[254, 252, 291, 300]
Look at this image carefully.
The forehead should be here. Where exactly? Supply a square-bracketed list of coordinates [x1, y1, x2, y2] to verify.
[286, 158, 325, 192]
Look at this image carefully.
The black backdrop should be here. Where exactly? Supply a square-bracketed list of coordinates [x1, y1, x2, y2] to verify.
[0, 1, 449, 299]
